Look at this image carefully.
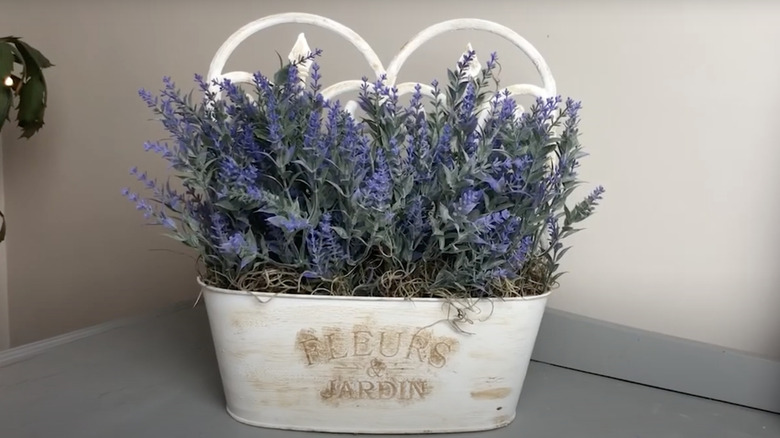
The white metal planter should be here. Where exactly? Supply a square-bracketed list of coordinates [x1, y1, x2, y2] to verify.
[201, 281, 549, 434]
[201, 12, 557, 434]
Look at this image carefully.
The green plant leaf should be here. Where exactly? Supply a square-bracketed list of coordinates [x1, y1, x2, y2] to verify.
[555, 246, 572, 262]
[0, 87, 11, 131]
[437, 203, 453, 224]
[330, 226, 350, 240]
[16, 74, 46, 138]
[15, 40, 53, 69]
[11, 40, 39, 79]
[274, 62, 290, 86]
[0, 43, 13, 79]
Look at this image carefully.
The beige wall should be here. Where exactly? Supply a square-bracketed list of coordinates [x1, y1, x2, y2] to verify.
[2, 0, 779, 359]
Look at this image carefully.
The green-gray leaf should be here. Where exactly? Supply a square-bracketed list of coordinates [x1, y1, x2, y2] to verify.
[0, 87, 11, 131]
[17, 75, 46, 138]
[331, 226, 350, 239]
[0, 44, 13, 79]
[16, 40, 53, 69]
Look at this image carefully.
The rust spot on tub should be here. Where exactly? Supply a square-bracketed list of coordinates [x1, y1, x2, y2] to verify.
[470, 387, 512, 400]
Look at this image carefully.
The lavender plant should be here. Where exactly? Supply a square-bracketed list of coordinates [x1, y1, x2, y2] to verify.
[124, 50, 603, 298]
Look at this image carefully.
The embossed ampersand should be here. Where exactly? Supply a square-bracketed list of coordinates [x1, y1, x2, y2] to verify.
[366, 358, 387, 378]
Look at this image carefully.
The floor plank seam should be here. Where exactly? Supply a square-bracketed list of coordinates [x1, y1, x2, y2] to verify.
[529, 359, 779, 415]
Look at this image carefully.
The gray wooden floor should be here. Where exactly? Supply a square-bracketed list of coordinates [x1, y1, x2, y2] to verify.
[0, 307, 778, 438]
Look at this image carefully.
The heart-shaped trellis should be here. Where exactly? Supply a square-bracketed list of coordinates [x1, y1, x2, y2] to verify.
[206, 13, 556, 118]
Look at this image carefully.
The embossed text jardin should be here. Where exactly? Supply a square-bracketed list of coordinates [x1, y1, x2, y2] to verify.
[297, 326, 459, 402]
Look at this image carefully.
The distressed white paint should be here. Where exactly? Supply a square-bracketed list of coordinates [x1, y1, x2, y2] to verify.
[201, 281, 549, 434]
